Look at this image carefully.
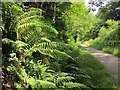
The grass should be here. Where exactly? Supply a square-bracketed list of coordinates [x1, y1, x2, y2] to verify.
[76, 46, 118, 88]
[83, 39, 120, 57]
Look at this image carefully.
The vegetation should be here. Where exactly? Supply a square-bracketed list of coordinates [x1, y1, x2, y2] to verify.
[84, 1, 120, 57]
[1, 1, 119, 90]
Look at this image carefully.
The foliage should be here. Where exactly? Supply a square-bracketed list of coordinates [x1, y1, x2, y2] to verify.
[84, 20, 120, 57]
[97, 1, 120, 21]
[61, 2, 96, 43]
[2, 1, 117, 90]
[83, 1, 120, 56]
[77, 49, 117, 88]
[16, 7, 58, 45]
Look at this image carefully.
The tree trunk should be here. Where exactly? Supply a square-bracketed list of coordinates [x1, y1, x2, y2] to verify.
[40, 2, 43, 16]
[53, 2, 56, 24]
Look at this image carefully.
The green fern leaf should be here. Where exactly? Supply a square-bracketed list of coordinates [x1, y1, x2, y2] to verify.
[63, 82, 86, 88]
[36, 80, 56, 88]
[27, 43, 74, 61]
[2, 38, 14, 44]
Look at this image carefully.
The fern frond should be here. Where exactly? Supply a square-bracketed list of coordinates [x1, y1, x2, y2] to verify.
[17, 8, 42, 20]
[63, 82, 86, 88]
[16, 7, 58, 42]
[15, 40, 28, 47]
[17, 22, 38, 30]
[16, 19, 58, 42]
[55, 72, 69, 77]
[32, 42, 73, 53]
[2, 38, 28, 53]
[17, 15, 44, 26]
[40, 37, 51, 42]
[2, 38, 14, 44]
[41, 24, 59, 35]
[56, 76, 74, 86]
[12, 65, 56, 88]
[27, 43, 74, 61]
[36, 80, 56, 88]
[52, 72, 85, 89]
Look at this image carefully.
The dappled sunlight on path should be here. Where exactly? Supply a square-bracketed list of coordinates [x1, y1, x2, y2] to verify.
[81, 44, 120, 83]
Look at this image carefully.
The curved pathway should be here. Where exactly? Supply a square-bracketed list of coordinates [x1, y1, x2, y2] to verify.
[81, 44, 120, 83]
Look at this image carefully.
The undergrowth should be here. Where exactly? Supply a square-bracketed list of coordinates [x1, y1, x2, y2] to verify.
[84, 20, 120, 57]
[2, 2, 118, 90]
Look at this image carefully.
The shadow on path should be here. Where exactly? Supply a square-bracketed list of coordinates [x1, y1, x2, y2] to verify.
[81, 44, 120, 83]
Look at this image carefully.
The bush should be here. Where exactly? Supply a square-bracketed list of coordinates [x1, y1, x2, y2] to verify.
[113, 47, 120, 57]
[102, 47, 114, 54]
[84, 39, 94, 46]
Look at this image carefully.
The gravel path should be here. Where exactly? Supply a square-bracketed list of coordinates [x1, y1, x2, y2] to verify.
[81, 44, 120, 83]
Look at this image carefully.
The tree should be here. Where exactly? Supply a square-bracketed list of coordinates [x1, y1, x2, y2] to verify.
[97, 1, 120, 21]
[61, 2, 96, 42]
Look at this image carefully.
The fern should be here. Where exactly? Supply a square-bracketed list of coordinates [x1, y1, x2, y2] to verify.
[27, 43, 74, 61]
[29, 42, 74, 55]
[7, 60, 56, 89]
[2, 38, 14, 44]
[2, 38, 28, 53]
[40, 37, 51, 42]
[2, 38, 86, 89]
[36, 80, 56, 88]
[49, 72, 86, 89]
[63, 82, 86, 89]
[56, 76, 74, 86]
[17, 8, 42, 20]
[17, 15, 44, 25]
[16, 7, 58, 43]
[30, 61, 54, 80]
